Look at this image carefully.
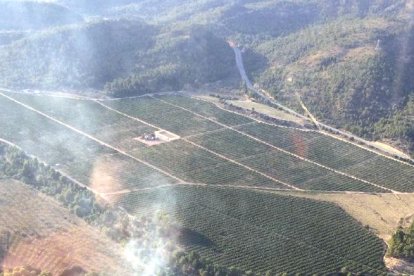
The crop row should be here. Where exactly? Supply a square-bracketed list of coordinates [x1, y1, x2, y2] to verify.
[103, 96, 222, 136]
[238, 123, 414, 192]
[0, 96, 177, 190]
[1, 94, 288, 190]
[154, 94, 253, 126]
[8, 93, 291, 189]
[153, 95, 414, 193]
[8, 94, 156, 149]
[189, 129, 384, 192]
[129, 139, 285, 188]
[119, 186, 387, 274]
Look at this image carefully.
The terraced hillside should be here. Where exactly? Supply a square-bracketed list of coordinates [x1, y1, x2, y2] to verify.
[1, 92, 413, 194]
[1, 91, 413, 274]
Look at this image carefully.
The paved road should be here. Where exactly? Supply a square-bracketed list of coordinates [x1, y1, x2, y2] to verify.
[231, 47, 414, 164]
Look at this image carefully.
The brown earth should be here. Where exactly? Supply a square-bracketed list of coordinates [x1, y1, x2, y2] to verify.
[0, 179, 131, 275]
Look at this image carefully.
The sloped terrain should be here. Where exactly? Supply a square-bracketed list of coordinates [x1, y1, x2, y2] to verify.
[0, 1, 83, 31]
[0, 179, 130, 275]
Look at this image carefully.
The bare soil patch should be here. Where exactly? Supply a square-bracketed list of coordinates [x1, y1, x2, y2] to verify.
[282, 192, 414, 242]
[384, 256, 414, 275]
[0, 179, 130, 275]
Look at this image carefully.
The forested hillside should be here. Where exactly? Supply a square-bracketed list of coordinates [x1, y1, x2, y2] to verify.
[105, 27, 236, 97]
[0, 19, 235, 94]
[245, 2, 414, 155]
[0, 20, 157, 89]
[0, 1, 83, 30]
[0, 0, 412, 155]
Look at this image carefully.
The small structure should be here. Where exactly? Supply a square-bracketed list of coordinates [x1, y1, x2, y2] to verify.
[142, 133, 158, 141]
[135, 130, 180, 146]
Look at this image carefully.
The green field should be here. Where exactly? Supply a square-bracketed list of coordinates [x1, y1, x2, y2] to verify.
[0, 93, 288, 189]
[2, 91, 413, 274]
[238, 123, 414, 192]
[188, 128, 384, 192]
[2, 92, 413, 193]
[0, 95, 178, 190]
[119, 185, 387, 275]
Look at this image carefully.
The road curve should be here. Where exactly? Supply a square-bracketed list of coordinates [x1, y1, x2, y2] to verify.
[231, 46, 414, 165]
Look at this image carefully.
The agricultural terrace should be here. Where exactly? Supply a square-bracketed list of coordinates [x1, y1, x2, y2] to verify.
[118, 185, 387, 275]
[106, 94, 414, 193]
[237, 123, 414, 192]
[0, 93, 286, 190]
[1, 92, 413, 193]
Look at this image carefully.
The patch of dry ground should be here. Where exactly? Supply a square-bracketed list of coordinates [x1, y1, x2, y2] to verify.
[228, 100, 306, 125]
[384, 256, 414, 275]
[135, 130, 180, 147]
[371, 141, 411, 160]
[0, 179, 131, 275]
[197, 94, 306, 125]
[283, 192, 414, 242]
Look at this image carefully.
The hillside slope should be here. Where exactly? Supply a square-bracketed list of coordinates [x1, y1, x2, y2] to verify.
[0, 179, 130, 275]
[0, 19, 157, 89]
[249, 15, 414, 155]
[0, 19, 236, 95]
[0, 1, 83, 30]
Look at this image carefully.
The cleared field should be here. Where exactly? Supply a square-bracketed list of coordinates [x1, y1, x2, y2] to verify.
[119, 185, 387, 275]
[0, 179, 131, 275]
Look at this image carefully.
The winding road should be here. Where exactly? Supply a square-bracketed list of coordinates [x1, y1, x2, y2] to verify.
[231, 46, 414, 165]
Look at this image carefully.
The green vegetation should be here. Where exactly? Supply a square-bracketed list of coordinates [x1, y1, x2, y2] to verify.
[4, 92, 413, 193]
[189, 128, 383, 192]
[0, 20, 235, 96]
[155, 94, 253, 126]
[0, 95, 177, 190]
[0, 20, 156, 89]
[249, 12, 414, 156]
[104, 96, 222, 137]
[238, 122, 414, 192]
[105, 27, 236, 98]
[374, 97, 414, 155]
[119, 185, 387, 275]
[0, 141, 261, 276]
[389, 222, 414, 261]
[0, 0, 412, 155]
[0, 143, 102, 221]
